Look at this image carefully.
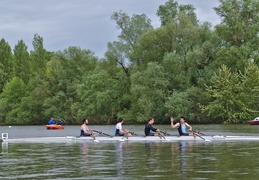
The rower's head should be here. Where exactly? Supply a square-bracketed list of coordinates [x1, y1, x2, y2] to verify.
[148, 117, 154, 124]
[118, 117, 124, 123]
[180, 116, 185, 123]
[83, 118, 89, 124]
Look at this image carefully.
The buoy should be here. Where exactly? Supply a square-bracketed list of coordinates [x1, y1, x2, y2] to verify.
[2, 133, 8, 139]
[9, 126, 11, 128]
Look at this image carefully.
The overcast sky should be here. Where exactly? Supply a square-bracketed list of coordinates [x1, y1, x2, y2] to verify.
[0, 0, 221, 58]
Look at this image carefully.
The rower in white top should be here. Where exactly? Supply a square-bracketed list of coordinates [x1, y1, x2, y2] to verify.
[115, 117, 132, 136]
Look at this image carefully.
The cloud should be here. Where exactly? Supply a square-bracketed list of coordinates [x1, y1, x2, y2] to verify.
[0, 0, 220, 58]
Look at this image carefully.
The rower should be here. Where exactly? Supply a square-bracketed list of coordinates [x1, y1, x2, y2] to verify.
[144, 117, 160, 136]
[115, 117, 132, 136]
[170, 116, 194, 136]
[80, 118, 93, 136]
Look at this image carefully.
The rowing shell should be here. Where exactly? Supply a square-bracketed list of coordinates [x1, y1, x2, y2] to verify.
[3, 135, 259, 143]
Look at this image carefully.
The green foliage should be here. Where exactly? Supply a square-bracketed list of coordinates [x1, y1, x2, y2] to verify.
[0, 77, 27, 124]
[75, 67, 122, 124]
[202, 64, 257, 123]
[130, 62, 169, 122]
[107, 11, 153, 69]
[31, 34, 47, 77]
[43, 47, 98, 124]
[13, 40, 31, 84]
[157, 0, 197, 25]
[165, 87, 210, 123]
[0, 38, 13, 92]
[215, 0, 259, 47]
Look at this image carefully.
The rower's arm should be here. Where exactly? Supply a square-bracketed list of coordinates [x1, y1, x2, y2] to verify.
[82, 126, 91, 133]
[170, 117, 179, 128]
[185, 123, 192, 131]
[119, 129, 128, 133]
[149, 124, 158, 132]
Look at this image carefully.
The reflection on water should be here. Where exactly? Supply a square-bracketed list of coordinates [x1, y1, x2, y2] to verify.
[1, 142, 8, 153]
[114, 141, 127, 176]
[179, 141, 188, 174]
[80, 143, 90, 176]
[2, 140, 259, 179]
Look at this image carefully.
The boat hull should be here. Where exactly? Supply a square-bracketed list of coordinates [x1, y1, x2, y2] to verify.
[46, 125, 64, 130]
[3, 135, 259, 143]
[248, 117, 259, 125]
[248, 121, 259, 125]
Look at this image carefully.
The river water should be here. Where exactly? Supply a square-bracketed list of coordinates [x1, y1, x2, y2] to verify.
[1, 124, 259, 179]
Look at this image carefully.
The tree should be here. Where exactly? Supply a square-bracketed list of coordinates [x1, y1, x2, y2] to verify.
[106, 11, 153, 70]
[31, 34, 47, 77]
[157, 0, 197, 26]
[130, 62, 169, 122]
[13, 40, 31, 84]
[75, 66, 122, 124]
[213, 0, 259, 71]
[165, 87, 211, 123]
[42, 47, 98, 123]
[202, 65, 254, 123]
[242, 62, 259, 112]
[0, 38, 13, 92]
[214, 0, 259, 47]
[0, 77, 27, 124]
[131, 15, 220, 90]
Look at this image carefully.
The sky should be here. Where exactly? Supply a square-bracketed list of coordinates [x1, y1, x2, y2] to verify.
[0, 0, 221, 58]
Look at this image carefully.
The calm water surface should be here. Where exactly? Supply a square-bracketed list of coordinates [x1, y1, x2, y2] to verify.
[1, 124, 259, 179]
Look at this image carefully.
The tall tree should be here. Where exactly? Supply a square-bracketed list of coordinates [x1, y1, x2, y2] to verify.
[31, 34, 47, 77]
[106, 11, 153, 71]
[214, 0, 259, 47]
[202, 63, 259, 123]
[75, 66, 122, 124]
[0, 38, 13, 92]
[157, 0, 197, 26]
[130, 62, 169, 122]
[13, 40, 31, 84]
[212, 0, 259, 72]
[43, 47, 97, 123]
[0, 77, 27, 124]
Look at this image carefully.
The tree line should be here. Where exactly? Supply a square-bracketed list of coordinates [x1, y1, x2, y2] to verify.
[0, 0, 258, 125]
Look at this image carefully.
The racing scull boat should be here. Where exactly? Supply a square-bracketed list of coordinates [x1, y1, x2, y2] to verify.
[3, 135, 259, 143]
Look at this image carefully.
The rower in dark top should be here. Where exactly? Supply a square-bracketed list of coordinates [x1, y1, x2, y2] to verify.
[170, 116, 194, 136]
[57, 119, 65, 126]
[144, 117, 160, 136]
[80, 118, 93, 136]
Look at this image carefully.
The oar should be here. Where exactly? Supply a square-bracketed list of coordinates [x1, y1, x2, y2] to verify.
[92, 130, 113, 137]
[192, 131, 211, 142]
[129, 131, 138, 135]
[90, 133, 99, 142]
[192, 130, 206, 136]
[160, 131, 171, 135]
[119, 131, 135, 141]
[158, 132, 170, 141]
